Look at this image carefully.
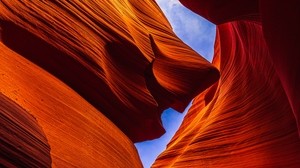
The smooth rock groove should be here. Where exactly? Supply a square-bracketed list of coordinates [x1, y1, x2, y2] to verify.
[0, 1, 218, 167]
[153, 0, 300, 167]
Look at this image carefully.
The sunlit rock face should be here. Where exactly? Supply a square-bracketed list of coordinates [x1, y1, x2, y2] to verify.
[0, 1, 218, 143]
[153, 0, 300, 167]
[0, 0, 219, 167]
[180, 0, 300, 139]
[0, 42, 143, 167]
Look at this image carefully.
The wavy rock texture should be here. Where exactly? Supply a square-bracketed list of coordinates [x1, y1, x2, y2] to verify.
[2, 0, 298, 167]
[0, 42, 142, 167]
[0, 93, 51, 167]
[0, 0, 218, 142]
[0, 0, 219, 167]
[153, 0, 300, 167]
[179, 0, 300, 137]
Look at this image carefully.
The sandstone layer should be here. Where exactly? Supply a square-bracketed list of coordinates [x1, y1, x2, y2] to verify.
[0, 42, 143, 167]
[0, 0, 219, 167]
[2, 0, 299, 167]
[0, 93, 51, 167]
[179, 0, 300, 138]
[153, 0, 300, 167]
[0, 0, 218, 143]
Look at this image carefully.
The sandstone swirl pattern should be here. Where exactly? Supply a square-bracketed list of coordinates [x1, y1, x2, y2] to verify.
[0, 42, 143, 167]
[0, 93, 51, 167]
[0, 0, 218, 143]
[152, 0, 300, 167]
[0, 0, 218, 167]
[1, 0, 299, 167]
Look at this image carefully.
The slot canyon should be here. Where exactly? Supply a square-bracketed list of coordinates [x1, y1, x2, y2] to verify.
[1, 0, 299, 167]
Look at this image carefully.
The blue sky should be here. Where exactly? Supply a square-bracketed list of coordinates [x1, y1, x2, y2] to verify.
[134, 1, 216, 167]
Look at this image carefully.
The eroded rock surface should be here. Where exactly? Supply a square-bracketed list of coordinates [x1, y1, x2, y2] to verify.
[153, 0, 300, 167]
[0, 0, 219, 167]
[0, 0, 218, 143]
[0, 93, 51, 168]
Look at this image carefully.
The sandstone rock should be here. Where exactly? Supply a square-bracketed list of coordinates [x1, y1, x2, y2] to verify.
[0, 0, 218, 142]
[152, 0, 300, 167]
[0, 93, 51, 168]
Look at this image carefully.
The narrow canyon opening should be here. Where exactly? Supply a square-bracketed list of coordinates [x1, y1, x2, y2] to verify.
[134, 1, 216, 167]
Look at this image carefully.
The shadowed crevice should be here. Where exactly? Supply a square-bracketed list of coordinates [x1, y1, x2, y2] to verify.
[0, 93, 52, 167]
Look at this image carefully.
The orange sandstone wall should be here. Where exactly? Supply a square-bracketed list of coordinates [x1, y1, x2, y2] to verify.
[0, 0, 219, 167]
[153, 0, 300, 167]
[179, 0, 300, 137]
[0, 42, 142, 167]
[0, 0, 218, 143]
[0, 93, 51, 167]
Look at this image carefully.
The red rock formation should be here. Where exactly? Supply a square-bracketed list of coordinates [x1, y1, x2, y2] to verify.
[0, 42, 144, 167]
[0, 93, 51, 167]
[0, 0, 218, 143]
[2, 0, 297, 167]
[0, 0, 219, 167]
[153, 0, 300, 167]
[260, 0, 300, 136]
[180, 0, 300, 137]
[179, 0, 260, 24]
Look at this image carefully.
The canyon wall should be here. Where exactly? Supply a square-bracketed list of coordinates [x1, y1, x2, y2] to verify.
[153, 0, 300, 167]
[1, 0, 299, 167]
[0, 0, 218, 143]
[0, 93, 51, 167]
[0, 0, 218, 167]
[0, 42, 143, 167]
